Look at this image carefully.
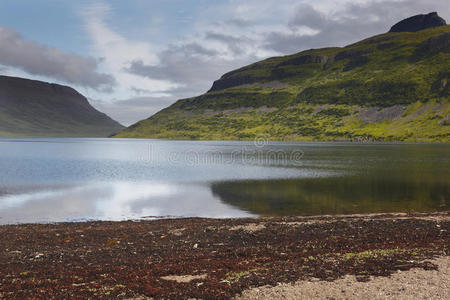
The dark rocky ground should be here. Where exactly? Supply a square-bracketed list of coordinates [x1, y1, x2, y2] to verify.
[0, 212, 448, 299]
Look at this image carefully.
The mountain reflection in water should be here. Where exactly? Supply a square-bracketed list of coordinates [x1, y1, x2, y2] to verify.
[211, 176, 448, 216]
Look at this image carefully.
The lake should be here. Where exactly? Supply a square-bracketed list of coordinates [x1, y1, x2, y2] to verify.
[0, 138, 448, 224]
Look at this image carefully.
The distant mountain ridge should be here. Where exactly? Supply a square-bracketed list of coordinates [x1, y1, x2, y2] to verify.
[0, 75, 124, 137]
[116, 13, 450, 142]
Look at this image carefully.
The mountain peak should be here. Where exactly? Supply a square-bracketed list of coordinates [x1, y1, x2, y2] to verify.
[389, 12, 446, 33]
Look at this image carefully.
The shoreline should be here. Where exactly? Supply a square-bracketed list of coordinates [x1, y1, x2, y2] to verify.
[111, 136, 450, 144]
[2, 136, 450, 144]
[1, 212, 449, 298]
[1, 210, 449, 226]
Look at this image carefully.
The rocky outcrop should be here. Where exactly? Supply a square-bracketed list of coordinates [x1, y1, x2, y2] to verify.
[208, 75, 259, 92]
[334, 49, 372, 61]
[277, 55, 328, 66]
[209, 55, 329, 92]
[208, 63, 262, 92]
[358, 105, 406, 123]
[333, 49, 373, 71]
[389, 12, 446, 33]
[416, 33, 450, 55]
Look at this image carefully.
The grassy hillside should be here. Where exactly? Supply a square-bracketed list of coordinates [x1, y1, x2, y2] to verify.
[0, 76, 124, 137]
[116, 26, 450, 142]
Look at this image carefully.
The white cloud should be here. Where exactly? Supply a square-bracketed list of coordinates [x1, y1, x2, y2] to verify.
[80, 1, 179, 100]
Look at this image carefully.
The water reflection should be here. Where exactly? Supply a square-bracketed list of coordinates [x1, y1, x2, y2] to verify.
[211, 176, 449, 216]
[0, 138, 448, 223]
[0, 182, 254, 224]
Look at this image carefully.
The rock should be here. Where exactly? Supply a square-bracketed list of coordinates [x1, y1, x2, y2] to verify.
[377, 42, 397, 50]
[439, 114, 450, 126]
[277, 55, 328, 67]
[389, 12, 446, 33]
[334, 49, 372, 61]
[209, 74, 258, 92]
[209, 55, 330, 92]
[332, 49, 372, 72]
[417, 33, 450, 55]
[343, 56, 370, 72]
[358, 105, 406, 123]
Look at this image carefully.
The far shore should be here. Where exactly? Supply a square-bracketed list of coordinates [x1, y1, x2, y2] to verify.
[1, 212, 449, 299]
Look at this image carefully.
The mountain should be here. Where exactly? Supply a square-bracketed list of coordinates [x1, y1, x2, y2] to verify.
[389, 12, 446, 33]
[0, 76, 124, 137]
[116, 13, 450, 142]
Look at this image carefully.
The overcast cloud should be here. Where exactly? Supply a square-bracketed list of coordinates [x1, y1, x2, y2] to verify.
[90, 96, 177, 126]
[125, 42, 254, 98]
[264, 0, 450, 53]
[0, 27, 115, 91]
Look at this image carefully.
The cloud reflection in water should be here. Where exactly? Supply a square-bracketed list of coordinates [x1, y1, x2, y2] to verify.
[0, 182, 254, 224]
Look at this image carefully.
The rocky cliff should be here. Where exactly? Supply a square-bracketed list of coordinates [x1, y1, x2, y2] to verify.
[389, 12, 446, 33]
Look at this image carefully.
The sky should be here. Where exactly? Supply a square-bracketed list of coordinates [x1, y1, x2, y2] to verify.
[0, 0, 448, 126]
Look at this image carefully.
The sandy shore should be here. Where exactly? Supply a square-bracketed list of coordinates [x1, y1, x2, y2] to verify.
[238, 256, 449, 299]
[0, 212, 449, 299]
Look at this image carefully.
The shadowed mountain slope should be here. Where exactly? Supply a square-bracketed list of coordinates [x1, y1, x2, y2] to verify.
[0, 76, 124, 137]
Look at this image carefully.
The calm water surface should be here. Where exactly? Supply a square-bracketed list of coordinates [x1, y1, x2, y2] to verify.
[0, 138, 448, 224]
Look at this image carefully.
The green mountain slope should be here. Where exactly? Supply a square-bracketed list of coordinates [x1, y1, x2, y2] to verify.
[116, 23, 450, 142]
[0, 76, 124, 137]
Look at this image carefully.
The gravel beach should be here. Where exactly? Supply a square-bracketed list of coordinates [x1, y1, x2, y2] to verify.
[0, 212, 448, 299]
